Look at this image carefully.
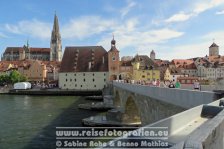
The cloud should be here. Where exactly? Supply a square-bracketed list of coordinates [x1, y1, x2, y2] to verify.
[61, 16, 116, 39]
[216, 10, 224, 15]
[120, 0, 137, 18]
[158, 30, 224, 60]
[165, 0, 224, 23]
[97, 18, 184, 53]
[165, 12, 194, 23]
[5, 19, 51, 39]
[193, 0, 224, 14]
[0, 32, 8, 38]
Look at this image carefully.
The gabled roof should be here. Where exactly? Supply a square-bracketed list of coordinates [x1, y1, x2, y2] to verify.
[132, 55, 158, 69]
[209, 42, 219, 48]
[60, 46, 108, 72]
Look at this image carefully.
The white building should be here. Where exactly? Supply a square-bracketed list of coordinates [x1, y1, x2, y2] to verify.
[59, 46, 109, 90]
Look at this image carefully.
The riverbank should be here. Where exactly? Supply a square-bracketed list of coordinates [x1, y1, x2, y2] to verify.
[6, 88, 102, 96]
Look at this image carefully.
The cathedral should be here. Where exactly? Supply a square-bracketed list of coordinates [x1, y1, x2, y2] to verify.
[1, 14, 62, 61]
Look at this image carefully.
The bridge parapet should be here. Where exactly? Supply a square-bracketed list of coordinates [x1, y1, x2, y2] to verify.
[113, 81, 219, 109]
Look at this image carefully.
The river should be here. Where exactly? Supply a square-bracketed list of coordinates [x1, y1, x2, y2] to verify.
[0, 95, 102, 149]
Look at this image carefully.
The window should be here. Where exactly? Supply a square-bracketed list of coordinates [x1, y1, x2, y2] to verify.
[104, 73, 106, 76]
[84, 79, 85, 82]
[94, 85, 96, 88]
[75, 84, 77, 87]
[81, 85, 82, 88]
[64, 84, 66, 87]
[93, 73, 95, 76]
[74, 79, 76, 82]
[66, 79, 68, 82]
[83, 73, 85, 76]
[112, 56, 116, 61]
[70, 79, 72, 82]
[74, 74, 76, 76]
[93, 79, 95, 82]
[104, 79, 106, 82]
[66, 74, 67, 76]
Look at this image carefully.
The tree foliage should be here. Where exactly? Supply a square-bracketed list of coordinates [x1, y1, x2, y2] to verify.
[0, 70, 27, 86]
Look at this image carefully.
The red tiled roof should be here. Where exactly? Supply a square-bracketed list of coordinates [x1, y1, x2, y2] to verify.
[60, 46, 108, 72]
[171, 59, 196, 69]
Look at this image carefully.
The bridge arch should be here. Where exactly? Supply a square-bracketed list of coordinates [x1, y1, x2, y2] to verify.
[122, 96, 141, 124]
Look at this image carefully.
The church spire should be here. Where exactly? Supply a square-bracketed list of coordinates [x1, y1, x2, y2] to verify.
[53, 13, 60, 36]
[50, 12, 62, 61]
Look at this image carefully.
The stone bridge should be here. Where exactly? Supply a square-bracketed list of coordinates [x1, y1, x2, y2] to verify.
[112, 81, 220, 126]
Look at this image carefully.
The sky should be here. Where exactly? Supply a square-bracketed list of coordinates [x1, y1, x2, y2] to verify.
[0, 0, 224, 60]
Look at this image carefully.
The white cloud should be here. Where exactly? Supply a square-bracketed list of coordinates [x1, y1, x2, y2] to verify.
[61, 16, 116, 39]
[120, 0, 137, 18]
[193, 0, 224, 14]
[98, 18, 184, 53]
[0, 32, 8, 38]
[216, 9, 224, 14]
[158, 31, 224, 60]
[165, 0, 224, 23]
[5, 19, 51, 39]
[165, 12, 194, 23]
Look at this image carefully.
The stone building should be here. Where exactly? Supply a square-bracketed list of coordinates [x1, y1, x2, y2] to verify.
[108, 36, 120, 80]
[59, 46, 109, 90]
[150, 50, 155, 60]
[209, 42, 219, 56]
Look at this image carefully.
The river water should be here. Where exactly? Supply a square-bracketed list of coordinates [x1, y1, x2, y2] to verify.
[0, 95, 102, 149]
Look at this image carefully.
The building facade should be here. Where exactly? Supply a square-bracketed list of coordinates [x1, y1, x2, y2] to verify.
[131, 55, 160, 81]
[59, 46, 109, 90]
[209, 42, 219, 56]
[18, 60, 47, 82]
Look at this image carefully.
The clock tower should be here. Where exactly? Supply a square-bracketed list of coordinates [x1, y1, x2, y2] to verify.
[108, 36, 120, 80]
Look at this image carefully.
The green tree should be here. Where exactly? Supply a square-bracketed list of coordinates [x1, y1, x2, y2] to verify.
[9, 70, 27, 84]
[0, 74, 11, 86]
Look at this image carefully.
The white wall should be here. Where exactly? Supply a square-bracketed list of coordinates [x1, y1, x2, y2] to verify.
[59, 72, 109, 90]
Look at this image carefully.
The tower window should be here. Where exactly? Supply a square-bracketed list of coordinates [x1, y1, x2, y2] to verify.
[112, 56, 116, 61]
